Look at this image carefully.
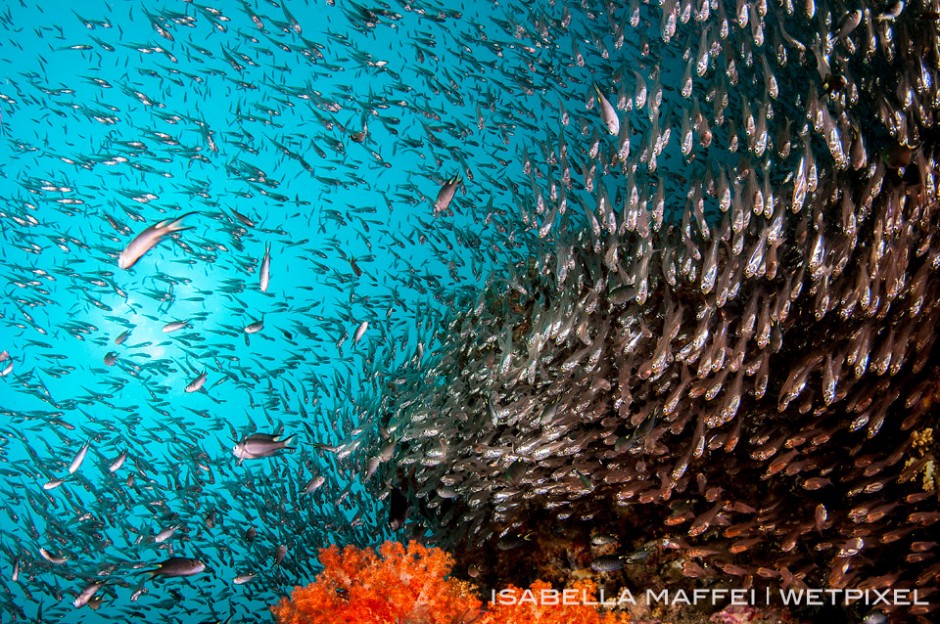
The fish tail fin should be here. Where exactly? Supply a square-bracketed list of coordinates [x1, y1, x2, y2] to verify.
[167, 211, 199, 232]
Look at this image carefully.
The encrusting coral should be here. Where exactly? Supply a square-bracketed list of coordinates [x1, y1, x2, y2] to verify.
[480, 579, 633, 624]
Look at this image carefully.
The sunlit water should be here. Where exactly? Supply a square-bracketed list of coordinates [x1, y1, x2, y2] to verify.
[0, 1, 543, 621]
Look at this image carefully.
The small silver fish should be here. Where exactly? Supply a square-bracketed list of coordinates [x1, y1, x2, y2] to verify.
[591, 534, 619, 547]
[185, 372, 207, 393]
[836, 9, 863, 39]
[353, 320, 368, 344]
[39, 548, 68, 565]
[162, 320, 188, 333]
[259, 242, 271, 292]
[302, 475, 326, 494]
[68, 441, 90, 475]
[109, 450, 127, 473]
[154, 525, 178, 543]
[815, 503, 827, 533]
[590, 554, 624, 572]
[875, 0, 904, 21]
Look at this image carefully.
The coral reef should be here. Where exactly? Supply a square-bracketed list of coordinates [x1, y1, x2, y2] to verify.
[272, 541, 638, 624]
[271, 541, 481, 624]
[271, 540, 818, 624]
[481, 580, 632, 624]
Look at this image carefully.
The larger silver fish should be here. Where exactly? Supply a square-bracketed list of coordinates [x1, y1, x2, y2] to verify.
[73, 581, 103, 608]
[147, 557, 206, 578]
[593, 84, 620, 135]
[433, 175, 461, 216]
[118, 211, 197, 269]
[233, 433, 295, 464]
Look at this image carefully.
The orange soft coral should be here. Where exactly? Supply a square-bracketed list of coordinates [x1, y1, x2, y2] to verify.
[271, 541, 481, 624]
[272, 542, 630, 624]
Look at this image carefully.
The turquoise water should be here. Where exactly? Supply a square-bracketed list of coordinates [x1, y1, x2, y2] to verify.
[0, 0, 691, 619]
[0, 1, 553, 620]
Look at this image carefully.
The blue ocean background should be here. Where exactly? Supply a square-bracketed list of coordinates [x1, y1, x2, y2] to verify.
[0, 0, 662, 621]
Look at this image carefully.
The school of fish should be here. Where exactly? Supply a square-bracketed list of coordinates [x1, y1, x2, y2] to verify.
[0, 0, 939, 622]
[378, 0, 940, 622]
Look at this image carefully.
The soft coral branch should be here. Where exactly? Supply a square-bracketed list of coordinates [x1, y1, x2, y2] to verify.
[271, 540, 481, 624]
